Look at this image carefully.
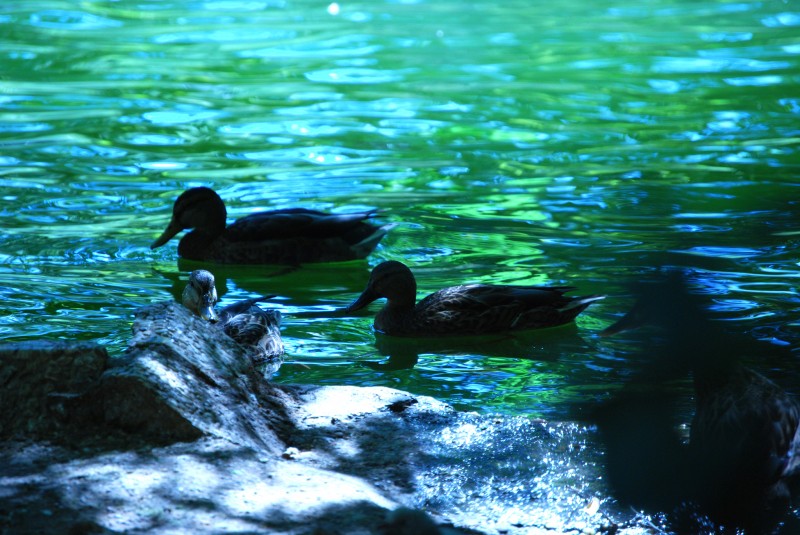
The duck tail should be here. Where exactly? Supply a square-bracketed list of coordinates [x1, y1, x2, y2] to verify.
[352, 223, 399, 255]
[560, 294, 605, 313]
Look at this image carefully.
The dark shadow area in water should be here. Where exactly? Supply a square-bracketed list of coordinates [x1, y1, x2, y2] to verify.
[592, 270, 800, 534]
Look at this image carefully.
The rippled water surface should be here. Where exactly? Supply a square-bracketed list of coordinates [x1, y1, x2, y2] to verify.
[2, 0, 799, 420]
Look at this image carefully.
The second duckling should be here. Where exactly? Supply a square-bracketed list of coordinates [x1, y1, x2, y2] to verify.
[345, 260, 604, 337]
[183, 270, 284, 365]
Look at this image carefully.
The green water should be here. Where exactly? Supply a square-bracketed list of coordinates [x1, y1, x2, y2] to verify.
[2, 0, 799, 419]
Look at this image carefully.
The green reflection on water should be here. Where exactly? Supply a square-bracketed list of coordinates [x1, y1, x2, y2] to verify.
[1, 0, 799, 420]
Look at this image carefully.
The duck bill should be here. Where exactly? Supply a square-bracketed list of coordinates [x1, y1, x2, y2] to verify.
[151, 218, 183, 249]
[344, 288, 380, 313]
[199, 295, 219, 323]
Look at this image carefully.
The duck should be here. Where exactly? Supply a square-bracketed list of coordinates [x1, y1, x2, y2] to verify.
[344, 260, 604, 337]
[151, 187, 393, 264]
[182, 269, 284, 365]
[601, 272, 800, 528]
[690, 360, 800, 526]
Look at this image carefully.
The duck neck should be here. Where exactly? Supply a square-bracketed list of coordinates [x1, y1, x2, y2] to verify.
[375, 297, 416, 335]
[385, 294, 416, 309]
[200, 217, 226, 239]
[178, 229, 220, 259]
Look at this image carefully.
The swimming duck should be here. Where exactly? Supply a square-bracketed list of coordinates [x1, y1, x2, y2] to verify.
[602, 272, 800, 527]
[151, 187, 392, 264]
[182, 269, 284, 365]
[344, 260, 604, 337]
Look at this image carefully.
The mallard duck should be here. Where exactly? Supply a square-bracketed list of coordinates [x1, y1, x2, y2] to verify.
[182, 269, 284, 364]
[151, 187, 392, 264]
[690, 362, 800, 524]
[344, 260, 604, 337]
[602, 273, 800, 527]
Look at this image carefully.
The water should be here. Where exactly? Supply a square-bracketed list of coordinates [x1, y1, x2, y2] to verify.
[1, 0, 799, 420]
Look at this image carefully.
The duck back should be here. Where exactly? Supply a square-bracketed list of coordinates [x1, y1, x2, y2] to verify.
[378, 284, 602, 336]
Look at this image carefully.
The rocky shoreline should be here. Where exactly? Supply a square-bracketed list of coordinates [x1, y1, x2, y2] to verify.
[1, 301, 651, 534]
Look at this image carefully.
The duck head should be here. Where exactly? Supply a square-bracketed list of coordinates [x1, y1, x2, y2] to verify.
[345, 260, 417, 312]
[151, 187, 227, 249]
[182, 269, 220, 322]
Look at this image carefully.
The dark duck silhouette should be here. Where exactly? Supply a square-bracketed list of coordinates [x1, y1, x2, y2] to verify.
[600, 272, 800, 529]
[151, 187, 392, 264]
[182, 269, 284, 366]
[344, 260, 604, 337]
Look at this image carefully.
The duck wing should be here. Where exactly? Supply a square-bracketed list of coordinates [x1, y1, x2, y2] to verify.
[412, 284, 602, 334]
[223, 309, 281, 345]
[692, 368, 800, 488]
[225, 208, 377, 240]
[420, 284, 577, 312]
[218, 295, 276, 323]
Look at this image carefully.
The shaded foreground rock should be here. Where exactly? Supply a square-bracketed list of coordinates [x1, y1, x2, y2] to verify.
[0, 302, 654, 534]
[0, 341, 107, 438]
[99, 301, 292, 450]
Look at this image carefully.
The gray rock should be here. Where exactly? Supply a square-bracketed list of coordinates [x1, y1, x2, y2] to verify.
[96, 301, 292, 450]
[0, 301, 658, 534]
[0, 340, 108, 437]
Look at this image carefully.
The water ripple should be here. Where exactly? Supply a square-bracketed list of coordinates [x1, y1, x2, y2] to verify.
[304, 67, 407, 84]
[0, 122, 52, 133]
[143, 110, 224, 125]
[155, 28, 295, 45]
[761, 12, 800, 27]
[121, 134, 187, 146]
[220, 120, 360, 138]
[234, 145, 389, 165]
[673, 246, 764, 259]
[652, 56, 790, 74]
[242, 43, 381, 60]
[709, 298, 760, 313]
[29, 10, 122, 30]
[276, 98, 420, 119]
[3, 0, 800, 421]
[724, 75, 783, 86]
[729, 282, 797, 295]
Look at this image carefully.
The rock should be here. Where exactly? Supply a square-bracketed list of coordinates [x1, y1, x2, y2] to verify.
[95, 301, 291, 450]
[0, 300, 663, 534]
[0, 340, 108, 438]
[381, 507, 455, 535]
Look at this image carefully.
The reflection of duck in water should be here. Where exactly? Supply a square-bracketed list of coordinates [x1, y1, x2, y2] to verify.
[345, 260, 604, 337]
[151, 187, 393, 264]
[364, 325, 587, 371]
[182, 270, 284, 369]
[601, 272, 800, 529]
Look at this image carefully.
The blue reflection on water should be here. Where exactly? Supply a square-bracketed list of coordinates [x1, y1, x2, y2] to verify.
[2, 0, 800, 423]
[29, 10, 122, 30]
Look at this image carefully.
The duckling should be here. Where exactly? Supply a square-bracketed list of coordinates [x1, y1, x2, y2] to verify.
[152, 187, 392, 264]
[345, 260, 603, 337]
[182, 269, 284, 364]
